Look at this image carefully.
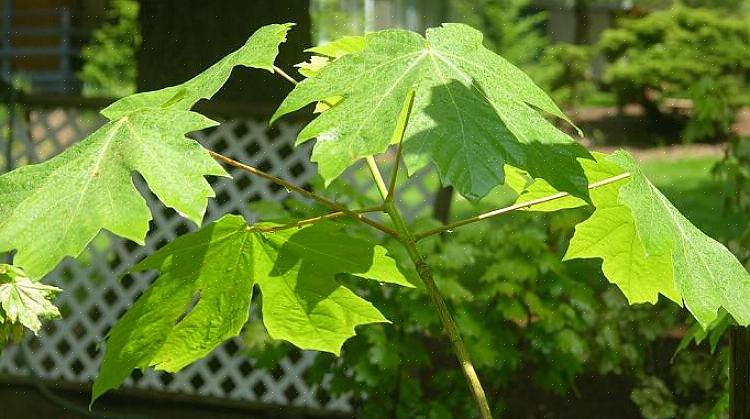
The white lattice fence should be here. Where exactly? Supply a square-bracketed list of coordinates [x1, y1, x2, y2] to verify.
[0, 106, 439, 411]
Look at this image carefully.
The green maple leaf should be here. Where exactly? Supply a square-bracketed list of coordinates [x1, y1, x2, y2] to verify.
[102, 23, 294, 118]
[93, 215, 410, 403]
[92, 215, 255, 402]
[559, 151, 750, 327]
[610, 151, 750, 327]
[0, 109, 226, 279]
[306, 35, 365, 59]
[0, 24, 293, 279]
[255, 222, 413, 353]
[0, 264, 61, 335]
[561, 155, 681, 304]
[272, 23, 589, 201]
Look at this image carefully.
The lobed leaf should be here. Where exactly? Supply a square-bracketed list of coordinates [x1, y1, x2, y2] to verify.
[0, 110, 225, 278]
[561, 151, 750, 327]
[272, 23, 589, 201]
[562, 155, 681, 304]
[611, 151, 750, 327]
[0, 264, 61, 335]
[102, 23, 294, 118]
[0, 24, 293, 279]
[92, 215, 255, 403]
[93, 216, 410, 403]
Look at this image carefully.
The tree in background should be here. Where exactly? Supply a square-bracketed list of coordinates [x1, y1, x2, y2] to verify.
[598, 5, 750, 142]
[448, 1, 600, 113]
[79, 0, 140, 97]
[680, 0, 749, 12]
[447, 0, 547, 67]
[310, 0, 365, 43]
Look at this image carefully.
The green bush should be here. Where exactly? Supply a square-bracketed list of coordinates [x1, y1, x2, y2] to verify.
[79, 0, 140, 97]
[598, 6, 750, 142]
[716, 136, 750, 266]
[531, 43, 595, 108]
[448, 0, 548, 68]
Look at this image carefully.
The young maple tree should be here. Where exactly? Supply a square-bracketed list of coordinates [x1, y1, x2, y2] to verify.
[1, 23, 748, 418]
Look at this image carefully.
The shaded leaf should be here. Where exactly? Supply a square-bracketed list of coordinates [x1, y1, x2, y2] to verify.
[256, 223, 412, 354]
[516, 152, 623, 212]
[92, 215, 256, 402]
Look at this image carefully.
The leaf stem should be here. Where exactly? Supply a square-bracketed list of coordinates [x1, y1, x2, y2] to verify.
[383, 198, 494, 419]
[208, 149, 399, 238]
[386, 92, 415, 203]
[278, 59, 491, 416]
[248, 206, 384, 233]
[414, 172, 631, 241]
[273, 65, 299, 86]
[366, 156, 390, 200]
[364, 157, 493, 419]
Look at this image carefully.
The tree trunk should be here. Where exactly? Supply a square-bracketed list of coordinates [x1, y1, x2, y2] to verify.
[730, 326, 750, 419]
[433, 186, 454, 224]
[573, 0, 590, 45]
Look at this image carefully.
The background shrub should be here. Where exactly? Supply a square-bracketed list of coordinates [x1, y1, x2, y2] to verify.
[598, 6, 750, 142]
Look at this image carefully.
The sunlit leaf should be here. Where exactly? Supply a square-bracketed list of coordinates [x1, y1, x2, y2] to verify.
[0, 110, 225, 278]
[102, 23, 294, 118]
[0, 24, 293, 279]
[0, 264, 61, 335]
[273, 24, 589, 201]
[93, 216, 410, 402]
[565, 151, 750, 327]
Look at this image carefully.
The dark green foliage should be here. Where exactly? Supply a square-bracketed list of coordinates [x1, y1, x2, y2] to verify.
[715, 136, 750, 266]
[631, 347, 729, 419]
[447, 0, 547, 67]
[599, 6, 750, 142]
[680, 0, 749, 12]
[531, 44, 595, 107]
[80, 0, 140, 97]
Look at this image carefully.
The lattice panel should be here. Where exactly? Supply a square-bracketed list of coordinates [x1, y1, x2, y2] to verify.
[0, 106, 437, 411]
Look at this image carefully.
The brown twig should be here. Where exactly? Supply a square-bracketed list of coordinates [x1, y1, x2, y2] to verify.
[248, 206, 384, 233]
[208, 150, 399, 238]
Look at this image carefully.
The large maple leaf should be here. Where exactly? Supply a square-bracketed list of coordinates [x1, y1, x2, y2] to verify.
[273, 23, 590, 201]
[92, 215, 411, 402]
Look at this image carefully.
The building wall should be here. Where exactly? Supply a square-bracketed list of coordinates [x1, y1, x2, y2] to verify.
[1, 0, 106, 91]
